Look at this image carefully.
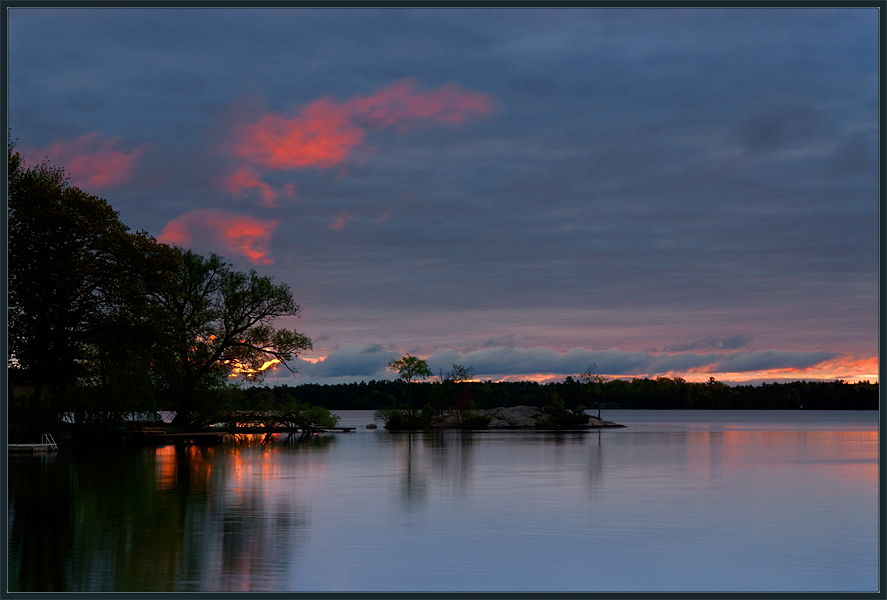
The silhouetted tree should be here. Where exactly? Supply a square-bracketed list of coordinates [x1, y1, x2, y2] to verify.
[150, 249, 312, 427]
[440, 363, 474, 383]
[578, 363, 608, 418]
[384, 355, 432, 425]
[8, 139, 175, 404]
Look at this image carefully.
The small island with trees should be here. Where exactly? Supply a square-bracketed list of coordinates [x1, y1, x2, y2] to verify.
[374, 357, 625, 430]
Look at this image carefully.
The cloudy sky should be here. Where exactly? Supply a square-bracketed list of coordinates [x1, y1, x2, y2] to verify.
[7, 7, 880, 385]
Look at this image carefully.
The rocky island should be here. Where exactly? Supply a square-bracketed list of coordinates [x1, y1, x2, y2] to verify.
[430, 405, 625, 429]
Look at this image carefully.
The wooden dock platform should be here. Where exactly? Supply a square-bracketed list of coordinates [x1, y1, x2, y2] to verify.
[8, 443, 56, 453]
[9, 434, 59, 453]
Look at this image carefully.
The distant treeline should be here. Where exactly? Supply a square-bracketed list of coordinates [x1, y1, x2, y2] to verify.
[243, 377, 879, 412]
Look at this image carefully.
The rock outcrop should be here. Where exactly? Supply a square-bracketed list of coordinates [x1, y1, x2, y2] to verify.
[477, 406, 541, 427]
[433, 405, 624, 429]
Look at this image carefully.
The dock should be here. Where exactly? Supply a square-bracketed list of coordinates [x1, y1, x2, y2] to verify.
[9, 433, 59, 453]
[8, 443, 57, 453]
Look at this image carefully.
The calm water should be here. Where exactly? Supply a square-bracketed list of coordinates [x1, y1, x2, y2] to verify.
[7, 410, 879, 592]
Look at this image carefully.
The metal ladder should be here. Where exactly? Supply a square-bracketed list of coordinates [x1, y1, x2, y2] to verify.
[41, 433, 58, 452]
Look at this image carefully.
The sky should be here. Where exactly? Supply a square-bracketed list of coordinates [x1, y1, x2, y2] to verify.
[6, 7, 881, 386]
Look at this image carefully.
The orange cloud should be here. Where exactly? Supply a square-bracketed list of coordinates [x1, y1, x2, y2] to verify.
[158, 208, 279, 264]
[797, 355, 879, 381]
[668, 354, 879, 383]
[502, 355, 879, 385]
[27, 132, 143, 190]
[221, 79, 497, 198]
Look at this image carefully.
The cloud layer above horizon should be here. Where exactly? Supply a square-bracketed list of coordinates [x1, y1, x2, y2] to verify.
[7, 7, 880, 384]
[283, 343, 843, 384]
[243, 341, 878, 388]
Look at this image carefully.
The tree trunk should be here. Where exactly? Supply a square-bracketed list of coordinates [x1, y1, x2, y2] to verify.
[170, 387, 193, 427]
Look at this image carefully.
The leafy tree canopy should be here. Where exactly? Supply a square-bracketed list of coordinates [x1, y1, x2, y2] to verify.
[8, 138, 174, 398]
[440, 363, 474, 383]
[387, 354, 432, 384]
[150, 248, 312, 426]
[9, 136, 314, 433]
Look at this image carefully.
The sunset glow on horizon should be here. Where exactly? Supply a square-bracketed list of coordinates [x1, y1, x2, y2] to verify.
[260, 348, 879, 385]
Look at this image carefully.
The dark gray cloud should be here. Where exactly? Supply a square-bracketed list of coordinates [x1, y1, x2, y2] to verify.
[734, 104, 829, 153]
[295, 344, 400, 380]
[429, 347, 838, 380]
[826, 130, 878, 177]
[265, 343, 840, 385]
[8, 7, 879, 383]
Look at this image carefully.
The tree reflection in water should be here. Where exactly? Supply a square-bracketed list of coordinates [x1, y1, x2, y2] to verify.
[389, 430, 483, 511]
[398, 431, 427, 510]
[7, 435, 334, 592]
[11, 418, 875, 592]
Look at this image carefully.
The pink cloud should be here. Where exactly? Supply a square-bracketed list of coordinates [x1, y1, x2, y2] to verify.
[158, 208, 279, 264]
[220, 165, 278, 206]
[221, 79, 497, 198]
[25, 132, 143, 190]
[344, 79, 498, 130]
[328, 211, 356, 231]
[232, 97, 365, 170]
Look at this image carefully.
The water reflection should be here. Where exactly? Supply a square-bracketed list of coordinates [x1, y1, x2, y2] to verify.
[8, 435, 335, 592]
[680, 430, 879, 484]
[9, 413, 878, 592]
[586, 430, 605, 498]
[397, 431, 427, 508]
[383, 430, 482, 509]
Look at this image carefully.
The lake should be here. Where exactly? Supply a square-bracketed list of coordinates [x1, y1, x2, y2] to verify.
[7, 410, 879, 593]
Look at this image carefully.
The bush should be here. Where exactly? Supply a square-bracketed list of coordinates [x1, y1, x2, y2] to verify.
[271, 396, 339, 431]
[374, 408, 428, 430]
[457, 412, 492, 429]
[540, 394, 591, 428]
